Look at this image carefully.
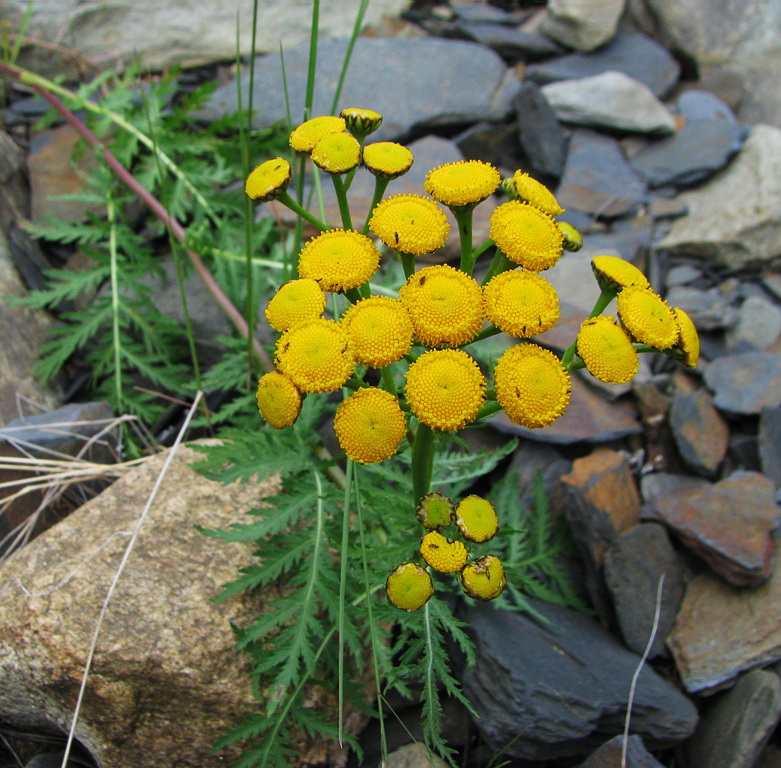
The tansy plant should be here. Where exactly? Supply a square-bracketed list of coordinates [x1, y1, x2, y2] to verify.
[202, 108, 700, 766]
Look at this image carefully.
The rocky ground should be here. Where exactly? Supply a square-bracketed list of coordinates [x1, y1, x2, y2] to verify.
[1, 0, 781, 767]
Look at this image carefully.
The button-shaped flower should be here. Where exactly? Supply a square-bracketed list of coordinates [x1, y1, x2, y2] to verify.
[386, 562, 434, 611]
[369, 194, 449, 255]
[399, 264, 484, 347]
[576, 315, 639, 384]
[256, 371, 302, 429]
[489, 201, 563, 271]
[297, 229, 381, 293]
[494, 343, 571, 429]
[340, 107, 383, 138]
[460, 555, 506, 601]
[311, 132, 362, 174]
[484, 268, 559, 338]
[341, 296, 414, 368]
[334, 387, 406, 464]
[289, 116, 346, 153]
[507, 171, 564, 215]
[245, 158, 292, 202]
[416, 492, 455, 530]
[363, 142, 414, 178]
[420, 531, 468, 573]
[264, 278, 326, 332]
[669, 307, 700, 368]
[591, 254, 650, 294]
[275, 318, 354, 393]
[405, 349, 485, 432]
[454, 495, 498, 543]
[424, 160, 500, 208]
[617, 287, 678, 349]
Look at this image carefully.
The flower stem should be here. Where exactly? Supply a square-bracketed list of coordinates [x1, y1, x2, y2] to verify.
[452, 207, 475, 274]
[561, 287, 617, 367]
[411, 423, 435, 507]
[362, 176, 390, 234]
[480, 248, 512, 286]
[277, 191, 329, 232]
[331, 174, 353, 229]
[398, 250, 416, 279]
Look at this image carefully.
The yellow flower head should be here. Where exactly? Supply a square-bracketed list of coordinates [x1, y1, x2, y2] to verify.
[416, 492, 454, 530]
[483, 268, 559, 338]
[256, 371, 302, 429]
[489, 201, 564, 271]
[508, 171, 564, 215]
[341, 296, 414, 367]
[454, 495, 498, 543]
[369, 194, 449, 255]
[557, 220, 583, 252]
[333, 387, 407, 464]
[275, 318, 354, 393]
[289, 116, 346, 153]
[420, 531, 469, 573]
[494, 343, 571, 428]
[669, 307, 700, 368]
[264, 278, 326, 332]
[386, 562, 434, 611]
[311, 131, 362, 174]
[405, 348, 485, 431]
[424, 160, 501, 208]
[576, 315, 639, 384]
[617, 287, 678, 349]
[362, 142, 414, 178]
[340, 107, 383, 137]
[298, 229, 380, 292]
[399, 265, 484, 347]
[245, 158, 292, 202]
[460, 555, 506, 601]
[591, 254, 650, 293]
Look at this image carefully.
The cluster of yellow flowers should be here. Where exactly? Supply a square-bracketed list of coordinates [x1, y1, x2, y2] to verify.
[386, 492, 506, 611]
[247, 108, 700, 610]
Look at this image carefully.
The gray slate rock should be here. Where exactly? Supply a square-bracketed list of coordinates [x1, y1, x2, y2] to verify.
[513, 82, 570, 178]
[704, 352, 781, 415]
[578, 734, 667, 767]
[556, 130, 647, 218]
[665, 285, 738, 332]
[658, 124, 781, 268]
[456, 21, 561, 60]
[526, 33, 681, 98]
[678, 89, 740, 123]
[540, 0, 625, 52]
[604, 523, 687, 658]
[686, 668, 781, 768]
[669, 389, 729, 477]
[759, 406, 781, 488]
[461, 601, 698, 762]
[541, 72, 676, 135]
[200, 38, 517, 141]
[726, 295, 781, 352]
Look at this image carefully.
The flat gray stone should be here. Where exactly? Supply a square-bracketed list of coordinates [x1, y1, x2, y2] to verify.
[457, 21, 561, 60]
[726, 295, 781, 352]
[540, 0, 625, 52]
[665, 285, 739, 331]
[759, 406, 781, 487]
[200, 37, 517, 141]
[579, 734, 667, 767]
[704, 351, 781, 415]
[513, 82, 570, 178]
[541, 72, 676, 135]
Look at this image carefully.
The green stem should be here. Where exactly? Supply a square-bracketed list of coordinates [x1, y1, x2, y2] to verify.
[107, 196, 123, 415]
[476, 402, 503, 420]
[464, 324, 503, 345]
[362, 176, 391, 234]
[337, 460, 353, 746]
[277, 190, 329, 232]
[452, 206, 475, 274]
[481, 248, 512, 286]
[561, 287, 617, 366]
[332, 174, 352, 229]
[472, 236, 495, 262]
[380, 365, 397, 397]
[398, 250, 416, 279]
[411, 423, 436, 507]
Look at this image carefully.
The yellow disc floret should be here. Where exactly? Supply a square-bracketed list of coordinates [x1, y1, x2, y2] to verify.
[591, 254, 650, 293]
[483, 269, 559, 338]
[399, 265, 484, 347]
[494, 343, 571, 428]
[617, 287, 679, 349]
[333, 387, 407, 464]
[341, 296, 414, 367]
[245, 158, 292, 202]
[256, 371, 302, 429]
[405, 349, 485, 431]
[340, 107, 383, 137]
[369, 194, 449, 255]
[311, 131, 362, 174]
[289, 116, 346, 153]
[489, 201, 564, 271]
[669, 307, 700, 368]
[576, 315, 639, 384]
[424, 160, 501, 208]
[454, 495, 499, 543]
[363, 142, 414, 178]
[509, 171, 564, 215]
[275, 318, 354, 393]
[386, 562, 434, 611]
[460, 555, 506, 601]
[420, 531, 468, 573]
[416, 492, 455, 530]
[264, 278, 327, 332]
[297, 229, 380, 292]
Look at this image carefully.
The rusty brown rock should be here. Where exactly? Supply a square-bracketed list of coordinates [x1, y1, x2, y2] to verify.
[0, 443, 360, 767]
[644, 471, 779, 586]
[669, 389, 729, 477]
[668, 551, 781, 693]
